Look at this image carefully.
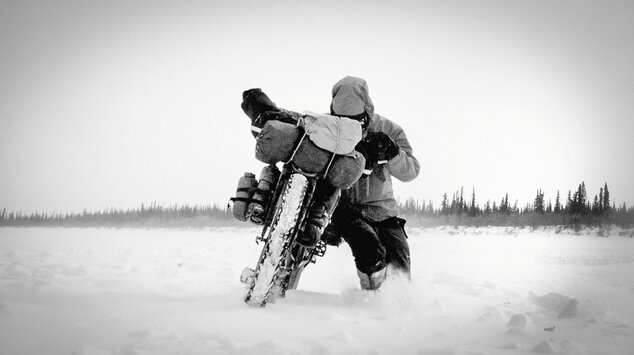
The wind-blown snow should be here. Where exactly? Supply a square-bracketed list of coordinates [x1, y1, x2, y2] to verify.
[0, 226, 633, 354]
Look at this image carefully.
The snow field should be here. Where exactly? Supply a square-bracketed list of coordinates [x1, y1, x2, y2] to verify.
[0, 226, 633, 354]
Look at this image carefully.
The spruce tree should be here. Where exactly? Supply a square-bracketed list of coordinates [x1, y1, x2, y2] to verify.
[592, 195, 600, 215]
[599, 187, 604, 212]
[579, 182, 588, 215]
[469, 187, 477, 217]
[603, 183, 610, 213]
[441, 193, 448, 215]
[500, 194, 510, 214]
[534, 189, 545, 214]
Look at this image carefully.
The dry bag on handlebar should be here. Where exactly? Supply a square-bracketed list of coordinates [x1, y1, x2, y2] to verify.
[254, 113, 365, 189]
[254, 120, 302, 164]
[299, 112, 362, 155]
[254, 120, 331, 174]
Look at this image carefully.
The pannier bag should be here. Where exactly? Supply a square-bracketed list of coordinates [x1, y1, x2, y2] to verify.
[326, 150, 365, 189]
[246, 165, 280, 224]
[231, 172, 258, 222]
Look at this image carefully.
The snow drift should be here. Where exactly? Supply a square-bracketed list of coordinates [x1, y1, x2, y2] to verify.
[0, 226, 633, 354]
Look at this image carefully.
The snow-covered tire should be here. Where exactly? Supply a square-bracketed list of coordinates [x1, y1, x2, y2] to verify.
[245, 173, 308, 307]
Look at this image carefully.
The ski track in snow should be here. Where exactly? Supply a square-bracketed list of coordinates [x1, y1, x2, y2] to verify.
[0, 226, 633, 355]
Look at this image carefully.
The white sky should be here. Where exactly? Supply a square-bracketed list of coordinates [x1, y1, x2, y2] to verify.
[1, 0, 633, 214]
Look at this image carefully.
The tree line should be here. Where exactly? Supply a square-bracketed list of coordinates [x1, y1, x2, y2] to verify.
[1, 182, 633, 228]
[0, 203, 236, 228]
[400, 182, 634, 228]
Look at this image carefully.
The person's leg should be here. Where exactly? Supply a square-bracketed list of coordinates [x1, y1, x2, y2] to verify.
[297, 181, 340, 247]
[341, 218, 386, 274]
[330, 200, 388, 289]
[375, 217, 411, 278]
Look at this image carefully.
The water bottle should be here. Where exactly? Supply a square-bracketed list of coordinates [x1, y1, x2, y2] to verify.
[232, 172, 258, 222]
[247, 165, 280, 224]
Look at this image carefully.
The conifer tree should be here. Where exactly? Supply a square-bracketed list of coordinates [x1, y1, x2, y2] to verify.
[599, 187, 604, 211]
[499, 196, 506, 214]
[578, 182, 588, 214]
[441, 193, 448, 215]
[469, 187, 478, 216]
[534, 189, 545, 214]
[603, 183, 610, 213]
[592, 195, 600, 215]
[500, 194, 510, 214]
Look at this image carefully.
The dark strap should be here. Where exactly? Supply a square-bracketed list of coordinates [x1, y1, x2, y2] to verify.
[229, 197, 251, 203]
[229, 187, 257, 204]
[230, 187, 274, 204]
[230, 187, 258, 204]
[250, 197, 265, 204]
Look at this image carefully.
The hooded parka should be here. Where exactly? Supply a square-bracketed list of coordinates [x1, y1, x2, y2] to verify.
[331, 76, 420, 222]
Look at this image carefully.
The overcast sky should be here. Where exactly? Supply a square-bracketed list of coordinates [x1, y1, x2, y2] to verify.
[1, 0, 633, 214]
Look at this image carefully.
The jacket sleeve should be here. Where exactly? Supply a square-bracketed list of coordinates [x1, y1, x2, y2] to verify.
[386, 123, 420, 182]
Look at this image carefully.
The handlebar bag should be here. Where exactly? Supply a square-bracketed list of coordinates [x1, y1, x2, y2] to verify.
[254, 117, 365, 187]
[254, 120, 330, 174]
[300, 112, 362, 155]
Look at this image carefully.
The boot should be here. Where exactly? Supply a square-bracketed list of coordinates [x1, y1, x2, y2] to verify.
[297, 187, 340, 247]
[357, 267, 387, 290]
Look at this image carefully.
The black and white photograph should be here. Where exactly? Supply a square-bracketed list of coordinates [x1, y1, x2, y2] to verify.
[1, 1, 633, 354]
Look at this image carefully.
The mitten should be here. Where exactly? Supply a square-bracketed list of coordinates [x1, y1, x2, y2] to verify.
[360, 132, 400, 163]
[241, 88, 279, 121]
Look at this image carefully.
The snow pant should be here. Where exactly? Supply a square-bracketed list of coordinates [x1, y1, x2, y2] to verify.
[328, 203, 411, 277]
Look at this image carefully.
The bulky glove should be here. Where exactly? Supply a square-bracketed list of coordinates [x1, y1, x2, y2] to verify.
[241, 88, 279, 121]
[242, 88, 300, 137]
[357, 132, 400, 164]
